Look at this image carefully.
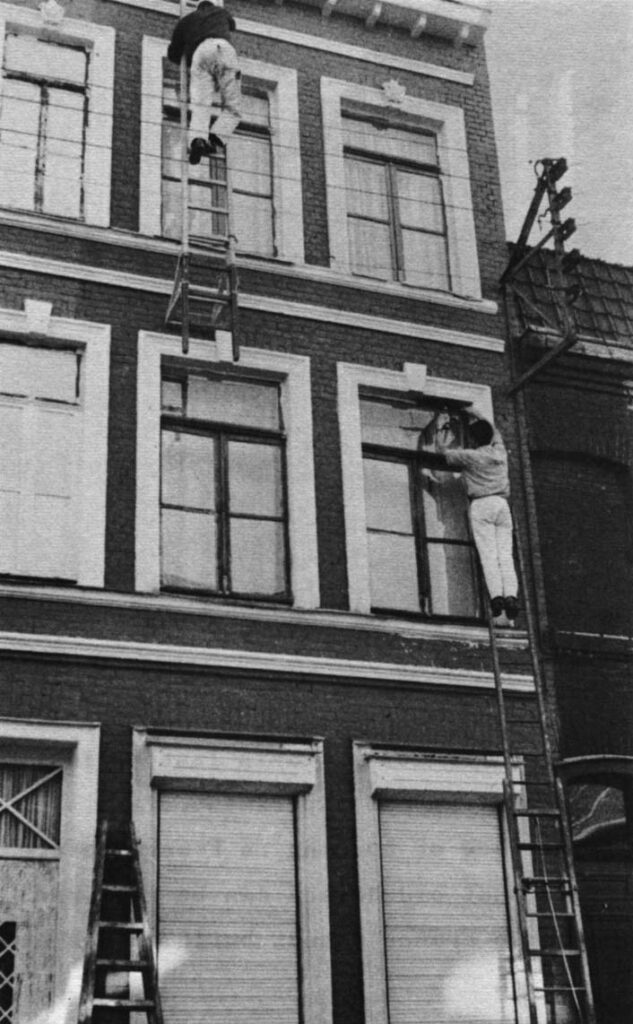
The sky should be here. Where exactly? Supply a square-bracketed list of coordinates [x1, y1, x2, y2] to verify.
[485, 0, 633, 266]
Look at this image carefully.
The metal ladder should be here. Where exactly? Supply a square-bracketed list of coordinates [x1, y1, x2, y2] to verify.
[77, 820, 163, 1024]
[165, 0, 240, 359]
[487, 563, 596, 1024]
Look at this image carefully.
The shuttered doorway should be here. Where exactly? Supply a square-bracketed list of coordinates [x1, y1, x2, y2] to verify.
[379, 801, 518, 1024]
[158, 791, 300, 1024]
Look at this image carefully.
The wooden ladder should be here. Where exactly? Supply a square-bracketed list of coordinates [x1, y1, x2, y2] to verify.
[77, 820, 163, 1024]
[487, 600, 597, 1024]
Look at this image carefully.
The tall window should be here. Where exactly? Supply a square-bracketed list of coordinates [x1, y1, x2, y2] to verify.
[360, 396, 480, 618]
[162, 65, 275, 255]
[343, 116, 449, 290]
[0, 33, 88, 219]
[0, 342, 82, 580]
[160, 369, 289, 598]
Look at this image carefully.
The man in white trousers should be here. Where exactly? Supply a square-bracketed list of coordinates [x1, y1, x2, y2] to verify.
[168, 1, 242, 165]
[437, 415, 519, 621]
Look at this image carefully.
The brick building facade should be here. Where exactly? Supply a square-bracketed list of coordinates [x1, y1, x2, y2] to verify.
[0, 1, 564, 1023]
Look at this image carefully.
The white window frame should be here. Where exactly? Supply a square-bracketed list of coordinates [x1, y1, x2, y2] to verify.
[353, 744, 530, 1024]
[338, 359, 492, 614]
[136, 330, 319, 608]
[0, 717, 99, 1024]
[132, 729, 333, 1024]
[0, 301, 110, 587]
[140, 37, 305, 263]
[322, 77, 481, 300]
[0, 3, 114, 227]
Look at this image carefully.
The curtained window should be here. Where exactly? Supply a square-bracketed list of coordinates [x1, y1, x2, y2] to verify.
[0, 764, 62, 850]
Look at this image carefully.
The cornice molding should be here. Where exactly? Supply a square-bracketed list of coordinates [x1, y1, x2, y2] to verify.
[0, 629, 533, 691]
[0, 248, 502, 349]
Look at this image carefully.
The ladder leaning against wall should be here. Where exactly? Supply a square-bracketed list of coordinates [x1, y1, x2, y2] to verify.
[164, 0, 240, 360]
[491, 156, 596, 1024]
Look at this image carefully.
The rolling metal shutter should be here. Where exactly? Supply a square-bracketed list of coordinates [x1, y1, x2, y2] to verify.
[379, 801, 517, 1024]
[158, 791, 300, 1024]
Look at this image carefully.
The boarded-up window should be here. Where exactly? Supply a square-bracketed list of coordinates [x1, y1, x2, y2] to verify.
[158, 791, 300, 1024]
[0, 343, 81, 580]
[379, 801, 516, 1024]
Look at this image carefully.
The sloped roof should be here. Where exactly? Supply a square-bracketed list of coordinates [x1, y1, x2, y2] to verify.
[508, 246, 633, 350]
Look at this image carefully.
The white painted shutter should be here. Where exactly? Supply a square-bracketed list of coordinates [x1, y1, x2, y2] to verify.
[159, 791, 300, 1024]
[379, 801, 517, 1024]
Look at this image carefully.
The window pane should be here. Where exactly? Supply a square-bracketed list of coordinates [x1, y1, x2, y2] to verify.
[402, 228, 450, 291]
[230, 519, 286, 595]
[0, 79, 39, 210]
[187, 377, 280, 430]
[44, 90, 85, 218]
[360, 399, 439, 451]
[348, 218, 392, 280]
[421, 471, 470, 541]
[345, 157, 388, 219]
[568, 783, 627, 845]
[343, 117, 437, 165]
[426, 541, 480, 618]
[0, 765, 62, 849]
[234, 193, 274, 255]
[5, 35, 86, 84]
[242, 91, 270, 127]
[229, 442, 282, 517]
[364, 459, 412, 533]
[30, 407, 77, 578]
[1, 344, 77, 400]
[231, 133, 271, 196]
[161, 508, 217, 589]
[161, 431, 215, 510]
[162, 179, 182, 239]
[397, 170, 444, 233]
[368, 532, 420, 612]
[162, 119, 182, 181]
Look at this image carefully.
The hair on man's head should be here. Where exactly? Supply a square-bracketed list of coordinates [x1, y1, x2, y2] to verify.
[469, 419, 494, 447]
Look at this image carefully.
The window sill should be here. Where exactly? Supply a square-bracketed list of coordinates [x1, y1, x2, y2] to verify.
[0, 582, 526, 648]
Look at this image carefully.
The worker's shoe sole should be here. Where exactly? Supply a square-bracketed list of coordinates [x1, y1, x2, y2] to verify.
[189, 137, 210, 165]
[490, 596, 504, 618]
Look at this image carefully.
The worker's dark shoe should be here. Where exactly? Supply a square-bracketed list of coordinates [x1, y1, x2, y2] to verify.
[504, 596, 519, 620]
[189, 137, 209, 165]
[490, 596, 504, 618]
[208, 133, 226, 155]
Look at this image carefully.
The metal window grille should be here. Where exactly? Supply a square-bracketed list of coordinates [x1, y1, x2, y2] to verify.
[0, 923, 16, 1024]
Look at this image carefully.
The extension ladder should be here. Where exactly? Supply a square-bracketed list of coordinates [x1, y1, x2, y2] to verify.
[487, 580, 596, 1024]
[77, 820, 163, 1024]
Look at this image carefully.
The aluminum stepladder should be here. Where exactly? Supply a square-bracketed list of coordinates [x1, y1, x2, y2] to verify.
[165, 0, 240, 360]
[486, 543, 597, 1024]
[77, 820, 163, 1024]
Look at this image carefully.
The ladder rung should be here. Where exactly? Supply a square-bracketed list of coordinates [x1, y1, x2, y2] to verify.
[96, 959, 150, 971]
[529, 948, 581, 957]
[98, 921, 144, 932]
[514, 809, 561, 818]
[105, 848, 133, 857]
[518, 841, 564, 850]
[102, 884, 136, 893]
[526, 910, 575, 919]
[534, 986, 587, 994]
[521, 876, 571, 887]
[93, 999, 155, 1009]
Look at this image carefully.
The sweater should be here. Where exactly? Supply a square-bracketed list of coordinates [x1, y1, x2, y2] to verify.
[168, 2, 236, 65]
[444, 432, 510, 499]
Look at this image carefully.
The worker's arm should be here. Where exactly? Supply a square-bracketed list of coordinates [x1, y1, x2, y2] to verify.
[167, 18, 186, 64]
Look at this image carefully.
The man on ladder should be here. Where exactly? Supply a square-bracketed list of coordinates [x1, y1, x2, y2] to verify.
[168, 0, 242, 165]
[435, 412, 520, 621]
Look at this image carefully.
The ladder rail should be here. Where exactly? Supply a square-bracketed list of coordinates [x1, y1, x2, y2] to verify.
[77, 819, 108, 1024]
[130, 822, 164, 1024]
